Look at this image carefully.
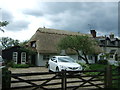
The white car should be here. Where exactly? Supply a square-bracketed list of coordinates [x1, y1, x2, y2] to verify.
[48, 56, 82, 72]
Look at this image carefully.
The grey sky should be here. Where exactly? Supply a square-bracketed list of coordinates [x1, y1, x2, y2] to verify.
[0, 1, 118, 41]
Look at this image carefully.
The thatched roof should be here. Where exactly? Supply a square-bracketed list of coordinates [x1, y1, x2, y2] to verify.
[27, 27, 92, 54]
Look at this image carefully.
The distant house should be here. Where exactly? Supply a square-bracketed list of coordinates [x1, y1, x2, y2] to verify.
[27, 27, 100, 66]
[90, 30, 120, 61]
[2, 46, 36, 65]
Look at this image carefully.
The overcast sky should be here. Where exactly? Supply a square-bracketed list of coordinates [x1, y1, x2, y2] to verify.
[0, 0, 119, 41]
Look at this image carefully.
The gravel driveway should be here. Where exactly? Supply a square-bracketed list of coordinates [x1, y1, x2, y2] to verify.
[9, 67, 48, 73]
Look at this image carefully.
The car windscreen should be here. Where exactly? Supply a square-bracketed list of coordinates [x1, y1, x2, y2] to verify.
[58, 57, 75, 63]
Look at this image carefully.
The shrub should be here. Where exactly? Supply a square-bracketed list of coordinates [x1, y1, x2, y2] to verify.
[78, 62, 89, 70]
[5, 60, 14, 67]
[83, 64, 106, 75]
[97, 60, 108, 65]
[28, 64, 35, 67]
[45, 61, 49, 68]
[12, 64, 29, 68]
[88, 64, 106, 70]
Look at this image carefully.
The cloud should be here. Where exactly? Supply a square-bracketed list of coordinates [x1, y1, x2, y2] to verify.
[5, 20, 30, 31]
[1, 9, 13, 22]
[0, 1, 118, 41]
[39, 2, 118, 36]
[23, 9, 43, 17]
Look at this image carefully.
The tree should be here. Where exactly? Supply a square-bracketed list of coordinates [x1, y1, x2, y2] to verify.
[0, 37, 19, 49]
[19, 40, 29, 47]
[58, 35, 102, 64]
[0, 21, 9, 32]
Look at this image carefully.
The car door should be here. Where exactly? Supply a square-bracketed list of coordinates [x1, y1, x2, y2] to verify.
[50, 57, 58, 72]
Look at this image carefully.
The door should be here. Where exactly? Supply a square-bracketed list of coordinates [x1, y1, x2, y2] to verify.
[21, 52, 26, 64]
[50, 57, 58, 72]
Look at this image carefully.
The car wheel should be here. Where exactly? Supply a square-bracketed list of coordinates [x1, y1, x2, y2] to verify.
[49, 69, 52, 72]
[56, 67, 61, 77]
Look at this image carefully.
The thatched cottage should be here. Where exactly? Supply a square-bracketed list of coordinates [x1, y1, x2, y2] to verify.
[27, 27, 97, 66]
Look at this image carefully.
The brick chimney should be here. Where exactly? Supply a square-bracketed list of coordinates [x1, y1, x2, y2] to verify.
[90, 30, 96, 38]
[109, 33, 114, 39]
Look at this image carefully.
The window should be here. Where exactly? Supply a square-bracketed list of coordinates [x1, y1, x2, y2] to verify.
[110, 50, 116, 54]
[110, 55, 113, 58]
[109, 49, 116, 59]
[21, 52, 26, 64]
[43, 55, 50, 60]
[88, 55, 93, 60]
[31, 41, 36, 48]
[13, 52, 18, 64]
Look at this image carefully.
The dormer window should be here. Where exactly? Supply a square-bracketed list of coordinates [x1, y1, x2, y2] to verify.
[31, 41, 36, 48]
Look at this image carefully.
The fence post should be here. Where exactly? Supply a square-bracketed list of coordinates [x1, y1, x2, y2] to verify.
[104, 65, 112, 88]
[61, 70, 67, 90]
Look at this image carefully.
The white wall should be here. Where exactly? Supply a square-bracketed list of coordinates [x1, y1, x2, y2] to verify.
[99, 47, 118, 60]
[68, 55, 78, 60]
[36, 53, 97, 66]
[36, 53, 44, 66]
[69, 55, 95, 64]
[36, 53, 56, 66]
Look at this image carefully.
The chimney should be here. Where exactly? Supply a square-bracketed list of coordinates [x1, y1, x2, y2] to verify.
[109, 33, 114, 39]
[90, 30, 96, 38]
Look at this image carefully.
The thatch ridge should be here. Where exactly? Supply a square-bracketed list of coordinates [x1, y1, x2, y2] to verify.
[37, 27, 92, 36]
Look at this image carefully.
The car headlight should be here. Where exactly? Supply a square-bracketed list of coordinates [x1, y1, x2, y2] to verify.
[79, 66, 82, 70]
[59, 65, 66, 69]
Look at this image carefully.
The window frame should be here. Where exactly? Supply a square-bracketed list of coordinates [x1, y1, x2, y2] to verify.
[88, 55, 93, 60]
[43, 55, 50, 60]
[13, 52, 18, 64]
[21, 52, 26, 64]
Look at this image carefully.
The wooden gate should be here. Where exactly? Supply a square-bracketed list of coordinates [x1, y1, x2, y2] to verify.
[10, 69, 106, 90]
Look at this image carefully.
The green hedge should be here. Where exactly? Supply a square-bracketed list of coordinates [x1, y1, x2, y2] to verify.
[12, 64, 29, 68]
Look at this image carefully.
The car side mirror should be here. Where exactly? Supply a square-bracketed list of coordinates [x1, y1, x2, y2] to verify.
[53, 60, 57, 63]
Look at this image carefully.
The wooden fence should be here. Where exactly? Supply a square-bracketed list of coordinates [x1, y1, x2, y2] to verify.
[10, 66, 120, 90]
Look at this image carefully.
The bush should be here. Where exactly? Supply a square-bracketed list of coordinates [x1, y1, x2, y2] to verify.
[78, 62, 89, 70]
[5, 60, 15, 67]
[97, 60, 108, 65]
[12, 64, 29, 68]
[28, 64, 35, 67]
[88, 64, 106, 70]
[84, 64, 107, 76]
[45, 61, 49, 68]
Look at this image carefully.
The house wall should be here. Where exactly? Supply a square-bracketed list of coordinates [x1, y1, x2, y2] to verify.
[36, 53, 79, 66]
[36, 53, 56, 66]
[69, 54, 95, 64]
[100, 46, 118, 60]
[36, 53, 96, 66]
[68, 55, 78, 60]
